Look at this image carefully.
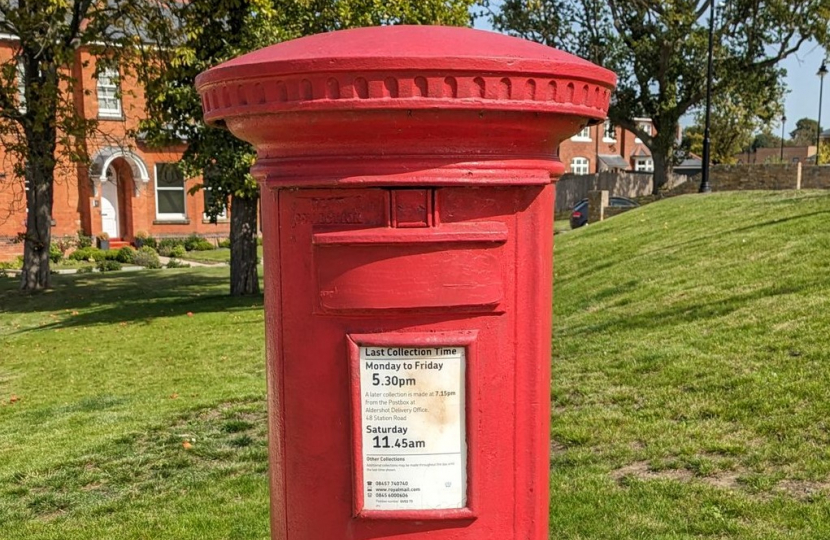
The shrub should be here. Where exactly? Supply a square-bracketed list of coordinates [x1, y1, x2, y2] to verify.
[133, 247, 161, 269]
[166, 258, 191, 269]
[143, 236, 158, 249]
[103, 249, 121, 261]
[76, 230, 93, 249]
[49, 243, 63, 263]
[169, 245, 186, 258]
[256, 236, 263, 246]
[116, 246, 136, 264]
[76, 266, 94, 274]
[69, 247, 104, 262]
[192, 239, 215, 251]
[157, 238, 184, 257]
[218, 238, 231, 248]
[96, 260, 122, 272]
[183, 234, 204, 251]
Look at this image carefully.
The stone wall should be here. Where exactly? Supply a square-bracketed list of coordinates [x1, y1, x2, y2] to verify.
[701, 164, 830, 192]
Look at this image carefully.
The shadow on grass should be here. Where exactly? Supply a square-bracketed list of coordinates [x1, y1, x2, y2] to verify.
[562, 280, 821, 337]
[0, 269, 264, 330]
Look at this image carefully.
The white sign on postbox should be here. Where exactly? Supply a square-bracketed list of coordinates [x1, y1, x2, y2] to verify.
[358, 346, 467, 511]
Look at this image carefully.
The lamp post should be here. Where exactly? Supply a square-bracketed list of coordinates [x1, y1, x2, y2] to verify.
[780, 114, 786, 162]
[818, 61, 828, 165]
[699, 0, 716, 192]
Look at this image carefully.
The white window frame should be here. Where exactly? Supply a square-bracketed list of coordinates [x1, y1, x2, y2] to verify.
[634, 121, 652, 144]
[571, 126, 592, 142]
[154, 163, 187, 221]
[603, 120, 616, 143]
[16, 61, 26, 113]
[571, 157, 590, 175]
[203, 187, 228, 221]
[96, 66, 122, 119]
[634, 158, 654, 172]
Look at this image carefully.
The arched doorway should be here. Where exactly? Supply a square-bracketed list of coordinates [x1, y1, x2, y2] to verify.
[100, 165, 120, 238]
[89, 147, 150, 241]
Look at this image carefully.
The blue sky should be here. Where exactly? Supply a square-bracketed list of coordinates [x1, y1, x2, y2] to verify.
[779, 42, 828, 133]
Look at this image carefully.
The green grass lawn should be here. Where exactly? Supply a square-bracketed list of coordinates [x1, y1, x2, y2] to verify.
[178, 246, 263, 264]
[3, 190, 830, 538]
[0, 268, 269, 539]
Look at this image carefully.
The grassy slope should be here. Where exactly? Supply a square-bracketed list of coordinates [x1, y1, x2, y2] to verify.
[2, 191, 830, 538]
[551, 190, 830, 539]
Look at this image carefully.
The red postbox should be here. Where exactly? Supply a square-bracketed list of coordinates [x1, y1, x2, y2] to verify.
[196, 25, 614, 540]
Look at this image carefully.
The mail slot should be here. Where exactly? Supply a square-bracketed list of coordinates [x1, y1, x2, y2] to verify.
[196, 24, 615, 540]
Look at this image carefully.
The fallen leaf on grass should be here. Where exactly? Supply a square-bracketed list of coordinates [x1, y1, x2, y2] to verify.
[170, 393, 179, 399]
[9, 395, 20, 404]
[187, 312, 194, 317]
[182, 441, 193, 450]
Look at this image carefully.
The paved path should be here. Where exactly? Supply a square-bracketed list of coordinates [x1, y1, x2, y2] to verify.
[159, 256, 226, 268]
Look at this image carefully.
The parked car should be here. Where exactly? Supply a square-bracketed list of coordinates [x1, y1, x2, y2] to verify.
[569, 196, 639, 229]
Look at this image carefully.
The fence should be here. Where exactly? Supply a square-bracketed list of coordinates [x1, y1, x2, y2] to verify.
[555, 170, 689, 213]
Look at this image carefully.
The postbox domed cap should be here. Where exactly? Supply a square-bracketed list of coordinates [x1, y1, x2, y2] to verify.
[196, 25, 616, 125]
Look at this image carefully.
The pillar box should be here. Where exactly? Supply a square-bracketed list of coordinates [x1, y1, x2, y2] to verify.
[196, 25, 615, 540]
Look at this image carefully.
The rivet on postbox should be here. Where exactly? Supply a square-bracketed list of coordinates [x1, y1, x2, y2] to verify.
[196, 25, 615, 540]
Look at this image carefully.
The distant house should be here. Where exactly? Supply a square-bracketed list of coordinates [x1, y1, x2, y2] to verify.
[674, 156, 703, 176]
[558, 118, 656, 175]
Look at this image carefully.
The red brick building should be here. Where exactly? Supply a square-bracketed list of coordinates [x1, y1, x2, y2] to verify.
[0, 38, 230, 261]
[557, 118, 655, 175]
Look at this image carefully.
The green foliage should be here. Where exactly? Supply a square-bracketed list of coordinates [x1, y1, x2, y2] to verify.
[490, 0, 829, 192]
[69, 247, 104, 262]
[133, 246, 162, 269]
[138, 0, 476, 294]
[157, 238, 186, 257]
[166, 258, 192, 269]
[103, 249, 122, 261]
[169, 245, 187, 259]
[218, 238, 231, 249]
[96, 260, 123, 272]
[141, 236, 158, 250]
[820, 139, 830, 164]
[790, 117, 822, 147]
[751, 129, 783, 150]
[49, 243, 63, 264]
[184, 234, 215, 252]
[76, 231, 93, 249]
[682, 92, 782, 164]
[115, 247, 137, 264]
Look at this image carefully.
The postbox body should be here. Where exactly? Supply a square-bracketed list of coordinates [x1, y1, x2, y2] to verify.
[197, 26, 615, 540]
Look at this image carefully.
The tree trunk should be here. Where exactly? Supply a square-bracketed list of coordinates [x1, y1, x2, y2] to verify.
[651, 150, 671, 195]
[229, 193, 260, 296]
[20, 106, 58, 291]
[19, 172, 54, 291]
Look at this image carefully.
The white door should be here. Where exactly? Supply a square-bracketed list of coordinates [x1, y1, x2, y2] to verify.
[101, 166, 120, 238]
